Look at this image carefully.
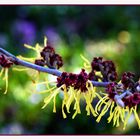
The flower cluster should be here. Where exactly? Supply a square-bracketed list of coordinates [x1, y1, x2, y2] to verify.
[42, 68, 102, 119]
[40, 53, 140, 129]
[35, 45, 63, 69]
[57, 72, 77, 88]
[81, 54, 140, 129]
[95, 71, 140, 129]
[15, 37, 63, 84]
[88, 57, 117, 82]
[57, 69, 88, 92]
[17, 37, 63, 70]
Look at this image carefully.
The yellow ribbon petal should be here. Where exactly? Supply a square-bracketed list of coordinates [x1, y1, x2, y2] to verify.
[42, 86, 62, 109]
[44, 36, 47, 47]
[123, 107, 133, 130]
[72, 90, 81, 119]
[66, 87, 74, 113]
[3, 68, 8, 94]
[96, 100, 111, 123]
[133, 106, 140, 129]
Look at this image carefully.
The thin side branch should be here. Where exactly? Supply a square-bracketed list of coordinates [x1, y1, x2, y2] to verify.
[0, 47, 111, 87]
[16, 59, 62, 77]
[91, 81, 110, 87]
[0, 47, 62, 77]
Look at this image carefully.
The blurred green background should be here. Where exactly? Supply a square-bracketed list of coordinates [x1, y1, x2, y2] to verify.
[0, 6, 140, 134]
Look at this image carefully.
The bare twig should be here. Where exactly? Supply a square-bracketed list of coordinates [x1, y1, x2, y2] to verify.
[0, 47, 62, 77]
[0, 47, 112, 87]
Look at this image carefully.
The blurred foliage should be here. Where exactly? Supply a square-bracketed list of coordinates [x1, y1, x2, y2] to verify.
[0, 6, 140, 134]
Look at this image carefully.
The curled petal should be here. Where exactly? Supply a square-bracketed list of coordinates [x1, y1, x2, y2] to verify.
[123, 107, 133, 130]
[80, 54, 91, 65]
[42, 86, 62, 109]
[17, 55, 36, 62]
[66, 87, 74, 113]
[107, 102, 115, 123]
[95, 95, 109, 114]
[0, 68, 10, 94]
[0, 68, 4, 77]
[62, 85, 69, 118]
[4, 68, 8, 94]
[24, 44, 37, 51]
[72, 90, 81, 119]
[96, 100, 112, 123]
[133, 106, 140, 129]
[84, 93, 97, 117]
[44, 36, 47, 47]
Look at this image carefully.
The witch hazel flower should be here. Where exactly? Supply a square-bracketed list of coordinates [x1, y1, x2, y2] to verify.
[81, 55, 117, 82]
[0, 54, 13, 94]
[95, 73, 140, 129]
[95, 82, 125, 127]
[15, 37, 63, 82]
[43, 69, 101, 119]
[79, 54, 140, 129]
[122, 92, 140, 129]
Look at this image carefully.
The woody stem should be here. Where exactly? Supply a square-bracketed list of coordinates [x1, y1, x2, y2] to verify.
[0, 47, 111, 87]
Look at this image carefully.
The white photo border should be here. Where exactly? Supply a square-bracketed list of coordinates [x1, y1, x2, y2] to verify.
[0, 0, 140, 5]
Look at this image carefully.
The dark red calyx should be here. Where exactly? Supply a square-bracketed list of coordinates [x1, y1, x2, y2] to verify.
[57, 69, 89, 92]
[121, 72, 135, 89]
[40, 45, 63, 69]
[40, 45, 55, 60]
[49, 54, 63, 69]
[90, 57, 117, 82]
[88, 71, 98, 81]
[35, 59, 45, 66]
[0, 54, 13, 68]
[106, 82, 118, 100]
[123, 92, 140, 108]
[74, 69, 89, 92]
[91, 57, 103, 71]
